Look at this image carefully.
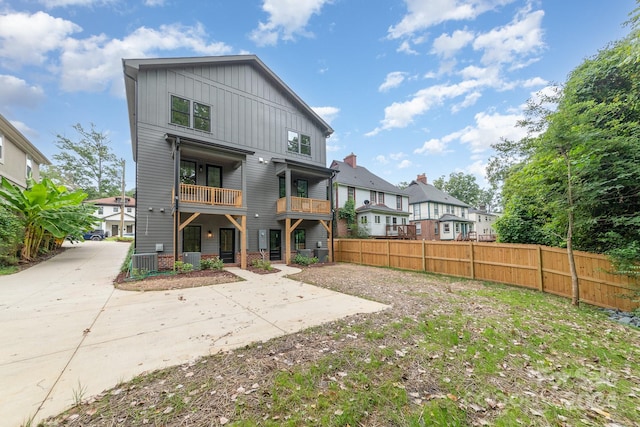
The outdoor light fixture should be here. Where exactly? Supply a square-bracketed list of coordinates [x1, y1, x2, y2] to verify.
[207, 230, 213, 238]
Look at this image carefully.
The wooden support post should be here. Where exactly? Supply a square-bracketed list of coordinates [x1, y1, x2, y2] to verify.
[285, 218, 291, 264]
[225, 214, 247, 269]
[469, 241, 475, 279]
[537, 245, 544, 291]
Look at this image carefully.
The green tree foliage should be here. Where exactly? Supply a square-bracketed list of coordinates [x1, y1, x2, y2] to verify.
[491, 13, 640, 296]
[0, 177, 97, 261]
[46, 123, 121, 199]
[433, 172, 495, 210]
[338, 198, 356, 224]
[0, 204, 23, 266]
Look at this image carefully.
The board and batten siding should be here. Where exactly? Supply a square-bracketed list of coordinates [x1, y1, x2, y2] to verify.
[136, 63, 327, 166]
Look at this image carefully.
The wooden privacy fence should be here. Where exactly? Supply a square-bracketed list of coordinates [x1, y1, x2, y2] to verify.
[334, 239, 639, 312]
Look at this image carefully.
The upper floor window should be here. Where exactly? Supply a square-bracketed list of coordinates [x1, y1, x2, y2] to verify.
[434, 205, 439, 216]
[180, 160, 196, 185]
[396, 195, 402, 210]
[287, 130, 311, 155]
[171, 95, 211, 132]
[126, 207, 132, 213]
[374, 215, 380, 223]
[378, 192, 384, 204]
[113, 206, 119, 213]
[347, 186, 355, 201]
[26, 155, 32, 178]
[370, 190, 377, 204]
[416, 223, 422, 235]
[98, 207, 104, 215]
[413, 204, 420, 218]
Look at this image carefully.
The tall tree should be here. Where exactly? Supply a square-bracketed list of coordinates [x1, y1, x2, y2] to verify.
[491, 13, 640, 304]
[49, 123, 121, 199]
[433, 172, 495, 209]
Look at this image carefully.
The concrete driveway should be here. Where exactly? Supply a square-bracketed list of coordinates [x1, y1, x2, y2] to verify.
[0, 241, 388, 426]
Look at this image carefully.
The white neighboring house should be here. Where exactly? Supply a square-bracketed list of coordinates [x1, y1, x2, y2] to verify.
[0, 114, 50, 189]
[330, 153, 411, 238]
[85, 196, 136, 237]
[468, 208, 498, 241]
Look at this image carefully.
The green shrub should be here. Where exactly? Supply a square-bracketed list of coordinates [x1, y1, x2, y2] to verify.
[201, 256, 224, 270]
[174, 261, 194, 273]
[251, 258, 273, 271]
[292, 254, 319, 266]
[0, 205, 22, 266]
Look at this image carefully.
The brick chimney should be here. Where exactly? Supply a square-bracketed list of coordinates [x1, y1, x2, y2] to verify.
[416, 173, 427, 184]
[344, 153, 357, 168]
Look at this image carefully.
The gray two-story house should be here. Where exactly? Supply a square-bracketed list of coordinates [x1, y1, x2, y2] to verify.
[123, 55, 335, 269]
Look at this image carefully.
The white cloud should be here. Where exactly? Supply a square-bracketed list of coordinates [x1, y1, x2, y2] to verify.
[522, 76, 548, 87]
[432, 29, 474, 58]
[473, 8, 545, 67]
[388, 0, 514, 39]
[250, 0, 331, 46]
[9, 120, 39, 140]
[375, 155, 389, 164]
[0, 75, 45, 110]
[59, 23, 233, 94]
[367, 79, 482, 135]
[451, 91, 481, 113]
[312, 106, 340, 124]
[398, 159, 412, 169]
[0, 11, 81, 69]
[397, 40, 418, 55]
[389, 152, 407, 161]
[39, 0, 115, 7]
[457, 111, 527, 153]
[414, 138, 448, 154]
[379, 71, 408, 92]
[144, 0, 166, 6]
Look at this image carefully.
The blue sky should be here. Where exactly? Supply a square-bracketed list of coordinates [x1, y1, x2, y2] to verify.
[0, 0, 636, 191]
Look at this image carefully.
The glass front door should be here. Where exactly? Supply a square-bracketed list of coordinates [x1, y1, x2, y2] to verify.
[219, 228, 235, 263]
[269, 229, 281, 261]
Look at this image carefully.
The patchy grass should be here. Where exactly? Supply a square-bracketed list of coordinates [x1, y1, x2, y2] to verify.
[39, 264, 639, 427]
[0, 265, 19, 275]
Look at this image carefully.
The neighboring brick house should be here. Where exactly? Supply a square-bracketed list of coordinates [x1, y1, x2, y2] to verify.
[330, 153, 411, 238]
[406, 173, 472, 241]
[123, 55, 335, 268]
[85, 196, 136, 237]
[0, 114, 50, 189]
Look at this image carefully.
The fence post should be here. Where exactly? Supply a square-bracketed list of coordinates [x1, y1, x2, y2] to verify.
[537, 245, 544, 292]
[469, 241, 475, 279]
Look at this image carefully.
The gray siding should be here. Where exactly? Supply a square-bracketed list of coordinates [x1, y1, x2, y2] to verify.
[134, 60, 331, 259]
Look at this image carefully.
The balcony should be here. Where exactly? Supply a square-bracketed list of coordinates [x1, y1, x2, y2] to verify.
[277, 196, 331, 214]
[178, 183, 242, 208]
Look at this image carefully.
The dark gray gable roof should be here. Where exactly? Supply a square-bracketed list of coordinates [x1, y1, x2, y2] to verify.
[331, 160, 407, 195]
[439, 214, 473, 223]
[406, 181, 469, 207]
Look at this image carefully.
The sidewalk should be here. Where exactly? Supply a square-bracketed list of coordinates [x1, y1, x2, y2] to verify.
[0, 241, 388, 426]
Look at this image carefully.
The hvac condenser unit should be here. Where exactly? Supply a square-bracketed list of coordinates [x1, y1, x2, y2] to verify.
[183, 252, 201, 269]
[131, 253, 158, 273]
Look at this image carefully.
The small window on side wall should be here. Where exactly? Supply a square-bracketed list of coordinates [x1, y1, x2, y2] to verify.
[287, 130, 311, 155]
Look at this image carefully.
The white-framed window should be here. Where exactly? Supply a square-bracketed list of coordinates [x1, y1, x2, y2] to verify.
[170, 95, 211, 132]
[374, 216, 381, 224]
[416, 223, 422, 234]
[0, 133, 4, 163]
[26, 155, 32, 178]
[443, 223, 450, 233]
[126, 207, 132, 213]
[347, 186, 355, 201]
[98, 207, 104, 215]
[396, 195, 402, 210]
[378, 192, 384, 204]
[413, 204, 420, 219]
[402, 218, 407, 225]
[113, 207, 119, 213]
[370, 190, 377, 203]
[434, 205, 439, 216]
[385, 216, 390, 224]
[360, 216, 368, 224]
[287, 130, 311, 155]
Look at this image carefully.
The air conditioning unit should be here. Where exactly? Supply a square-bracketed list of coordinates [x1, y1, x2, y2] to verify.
[183, 252, 201, 269]
[132, 253, 158, 273]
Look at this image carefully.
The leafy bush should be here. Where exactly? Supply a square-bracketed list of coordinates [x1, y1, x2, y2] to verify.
[174, 261, 194, 273]
[293, 254, 319, 266]
[201, 256, 224, 270]
[0, 205, 22, 266]
[251, 258, 273, 271]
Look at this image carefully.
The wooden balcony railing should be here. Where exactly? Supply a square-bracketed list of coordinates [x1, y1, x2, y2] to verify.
[178, 183, 242, 207]
[277, 196, 331, 214]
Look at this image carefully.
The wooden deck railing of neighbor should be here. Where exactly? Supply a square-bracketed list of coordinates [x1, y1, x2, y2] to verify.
[334, 239, 639, 312]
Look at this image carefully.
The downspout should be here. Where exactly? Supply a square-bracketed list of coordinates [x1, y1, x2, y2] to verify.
[329, 169, 337, 262]
[173, 137, 181, 269]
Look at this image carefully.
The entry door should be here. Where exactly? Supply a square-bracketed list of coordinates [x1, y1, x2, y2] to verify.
[269, 229, 281, 261]
[219, 228, 235, 263]
[111, 224, 118, 237]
